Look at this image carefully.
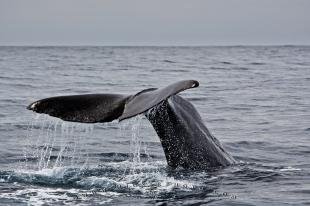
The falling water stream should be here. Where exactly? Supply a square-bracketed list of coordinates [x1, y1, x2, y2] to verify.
[22, 115, 94, 171]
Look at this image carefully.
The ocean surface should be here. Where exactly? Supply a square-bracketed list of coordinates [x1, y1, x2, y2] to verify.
[0, 46, 309, 205]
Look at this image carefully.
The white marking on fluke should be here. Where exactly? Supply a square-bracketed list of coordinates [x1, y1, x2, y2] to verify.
[30, 102, 38, 109]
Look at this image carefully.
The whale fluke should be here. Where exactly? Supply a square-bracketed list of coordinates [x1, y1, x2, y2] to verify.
[27, 79, 235, 169]
[27, 80, 199, 123]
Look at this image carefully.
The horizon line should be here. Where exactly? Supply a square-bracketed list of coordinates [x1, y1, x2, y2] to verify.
[0, 44, 310, 47]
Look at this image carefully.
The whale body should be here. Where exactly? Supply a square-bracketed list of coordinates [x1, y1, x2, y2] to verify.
[27, 80, 235, 169]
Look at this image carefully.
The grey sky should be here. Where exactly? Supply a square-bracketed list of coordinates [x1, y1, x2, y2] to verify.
[0, 0, 309, 46]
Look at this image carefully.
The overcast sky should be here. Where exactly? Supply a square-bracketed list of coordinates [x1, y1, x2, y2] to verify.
[0, 0, 309, 46]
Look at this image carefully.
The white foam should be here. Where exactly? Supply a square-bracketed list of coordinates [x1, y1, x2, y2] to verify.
[0, 186, 120, 206]
[279, 166, 301, 172]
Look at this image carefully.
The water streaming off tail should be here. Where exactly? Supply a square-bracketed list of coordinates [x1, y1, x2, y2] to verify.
[15, 113, 205, 199]
[118, 115, 152, 174]
[23, 114, 94, 171]
[22, 114, 152, 173]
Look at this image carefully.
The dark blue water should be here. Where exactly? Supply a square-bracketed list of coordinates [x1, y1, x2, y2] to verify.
[0, 46, 309, 205]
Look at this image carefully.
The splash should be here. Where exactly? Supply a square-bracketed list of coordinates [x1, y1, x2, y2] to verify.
[3, 113, 206, 203]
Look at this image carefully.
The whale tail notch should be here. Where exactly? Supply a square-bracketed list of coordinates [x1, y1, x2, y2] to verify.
[27, 80, 199, 123]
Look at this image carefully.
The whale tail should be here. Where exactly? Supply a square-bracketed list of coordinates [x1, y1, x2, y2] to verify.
[27, 80, 199, 123]
[27, 79, 236, 169]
